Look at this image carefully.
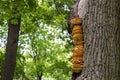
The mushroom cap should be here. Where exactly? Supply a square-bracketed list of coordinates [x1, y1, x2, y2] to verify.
[70, 17, 83, 25]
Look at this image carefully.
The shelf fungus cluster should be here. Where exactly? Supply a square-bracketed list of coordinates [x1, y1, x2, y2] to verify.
[70, 17, 84, 73]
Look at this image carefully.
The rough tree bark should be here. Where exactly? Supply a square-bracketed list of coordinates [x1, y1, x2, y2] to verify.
[69, 0, 120, 80]
[1, 0, 21, 80]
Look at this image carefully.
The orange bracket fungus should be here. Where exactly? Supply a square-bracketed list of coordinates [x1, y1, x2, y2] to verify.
[70, 17, 84, 73]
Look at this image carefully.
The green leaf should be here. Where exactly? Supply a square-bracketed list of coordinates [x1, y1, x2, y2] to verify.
[11, 18, 18, 25]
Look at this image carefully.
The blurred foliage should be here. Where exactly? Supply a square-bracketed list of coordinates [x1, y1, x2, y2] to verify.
[0, 0, 74, 79]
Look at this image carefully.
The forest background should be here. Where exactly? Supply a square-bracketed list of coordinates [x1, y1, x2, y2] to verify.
[0, 0, 74, 80]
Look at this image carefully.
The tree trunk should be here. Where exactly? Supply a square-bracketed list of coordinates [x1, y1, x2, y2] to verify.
[1, 0, 21, 79]
[69, 0, 120, 80]
[1, 16, 21, 80]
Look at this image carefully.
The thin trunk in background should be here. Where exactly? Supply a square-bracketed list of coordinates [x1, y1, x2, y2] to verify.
[1, 16, 21, 80]
[1, 0, 21, 79]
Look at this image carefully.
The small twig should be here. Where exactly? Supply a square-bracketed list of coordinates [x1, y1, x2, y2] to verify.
[18, 56, 24, 67]
[53, 0, 62, 14]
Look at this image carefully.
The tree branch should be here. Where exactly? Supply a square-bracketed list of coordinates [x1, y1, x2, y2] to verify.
[53, 0, 62, 14]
